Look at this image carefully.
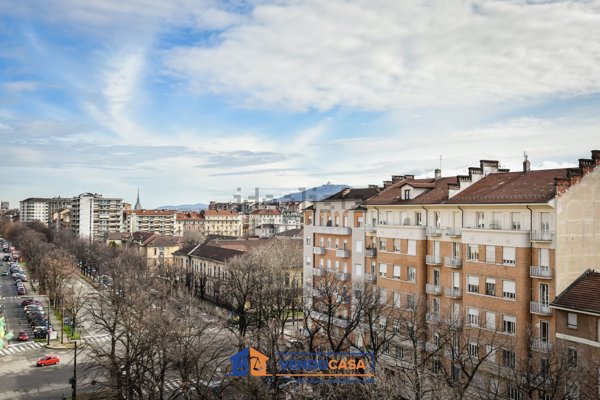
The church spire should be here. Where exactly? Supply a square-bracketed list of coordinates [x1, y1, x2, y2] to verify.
[134, 188, 143, 210]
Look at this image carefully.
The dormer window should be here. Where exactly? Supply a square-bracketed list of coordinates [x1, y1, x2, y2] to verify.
[404, 189, 411, 200]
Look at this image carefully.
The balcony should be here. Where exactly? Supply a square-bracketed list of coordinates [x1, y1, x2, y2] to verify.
[531, 230, 553, 242]
[312, 225, 352, 235]
[335, 272, 350, 281]
[530, 301, 552, 316]
[364, 273, 377, 284]
[364, 248, 377, 258]
[364, 224, 377, 234]
[531, 339, 553, 353]
[336, 249, 350, 258]
[426, 226, 442, 236]
[426, 283, 442, 295]
[445, 227, 462, 237]
[530, 266, 552, 279]
[336, 294, 351, 304]
[426, 313, 440, 323]
[312, 268, 325, 277]
[444, 256, 462, 268]
[444, 287, 462, 298]
[312, 246, 326, 255]
[426, 255, 442, 265]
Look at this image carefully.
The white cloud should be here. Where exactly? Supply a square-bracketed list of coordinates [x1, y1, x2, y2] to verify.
[164, 0, 600, 111]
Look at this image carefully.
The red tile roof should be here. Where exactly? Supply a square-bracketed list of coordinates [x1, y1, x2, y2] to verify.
[447, 169, 569, 204]
[551, 270, 600, 315]
[204, 210, 240, 216]
[251, 209, 282, 215]
[133, 210, 176, 216]
[364, 177, 455, 205]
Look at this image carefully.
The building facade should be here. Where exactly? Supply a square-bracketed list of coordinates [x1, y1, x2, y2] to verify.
[19, 198, 50, 225]
[71, 193, 123, 241]
[125, 210, 177, 236]
[204, 210, 243, 237]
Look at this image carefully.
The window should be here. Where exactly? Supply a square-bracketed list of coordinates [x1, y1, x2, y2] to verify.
[393, 292, 401, 308]
[356, 240, 363, 252]
[503, 280, 516, 299]
[379, 263, 387, 277]
[486, 311, 496, 330]
[327, 238, 331, 248]
[503, 247, 516, 265]
[305, 237, 311, 246]
[502, 350, 516, 368]
[393, 265, 401, 279]
[407, 240, 417, 255]
[407, 295, 415, 310]
[355, 264, 363, 277]
[540, 358, 550, 377]
[404, 189, 411, 200]
[568, 313, 578, 328]
[467, 244, 479, 261]
[396, 346, 404, 359]
[379, 239, 387, 251]
[432, 358, 442, 374]
[408, 267, 416, 282]
[503, 315, 516, 335]
[393, 239, 401, 252]
[305, 256, 311, 267]
[335, 260, 339, 271]
[467, 275, 479, 293]
[476, 212, 485, 228]
[415, 212, 422, 226]
[568, 348, 578, 367]
[540, 248, 549, 268]
[327, 259, 332, 270]
[485, 277, 496, 296]
[432, 298, 440, 316]
[508, 384, 522, 400]
[380, 289, 387, 305]
[335, 239, 339, 249]
[434, 211, 441, 228]
[486, 344, 496, 363]
[486, 245, 495, 263]
[393, 320, 401, 333]
[468, 342, 479, 358]
[511, 213, 521, 230]
[468, 307, 480, 326]
[379, 316, 387, 330]
[357, 216, 363, 227]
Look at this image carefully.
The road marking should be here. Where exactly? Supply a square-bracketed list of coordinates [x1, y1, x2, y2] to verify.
[81, 334, 111, 346]
[0, 341, 44, 356]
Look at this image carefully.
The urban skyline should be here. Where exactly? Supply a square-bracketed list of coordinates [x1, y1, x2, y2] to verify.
[1, 1, 599, 207]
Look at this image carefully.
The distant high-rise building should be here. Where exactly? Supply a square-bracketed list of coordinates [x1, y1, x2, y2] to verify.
[0, 201, 8, 212]
[19, 198, 50, 225]
[71, 193, 123, 241]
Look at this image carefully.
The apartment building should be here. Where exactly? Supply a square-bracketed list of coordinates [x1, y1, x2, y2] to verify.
[303, 150, 600, 397]
[248, 209, 282, 235]
[71, 193, 123, 241]
[125, 209, 177, 236]
[303, 187, 381, 323]
[175, 212, 205, 237]
[1, 201, 9, 212]
[19, 198, 50, 224]
[204, 210, 243, 237]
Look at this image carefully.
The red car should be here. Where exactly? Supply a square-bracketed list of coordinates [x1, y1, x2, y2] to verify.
[37, 355, 60, 367]
[18, 330, 29, 341]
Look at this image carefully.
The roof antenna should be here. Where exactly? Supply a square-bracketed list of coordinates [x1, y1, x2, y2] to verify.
[434, 155, 442, 180]
[523, 151, 530, 173]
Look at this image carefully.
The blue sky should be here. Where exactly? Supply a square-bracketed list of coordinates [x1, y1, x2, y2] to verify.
[1, 0, 599, 208]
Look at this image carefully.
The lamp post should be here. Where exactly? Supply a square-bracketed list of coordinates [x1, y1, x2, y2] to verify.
[70, 340, 78, 400]
[47, 299, 51, 345]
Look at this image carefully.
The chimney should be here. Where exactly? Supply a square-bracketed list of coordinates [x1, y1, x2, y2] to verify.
[523, 152, 530, 173]
[434, 169, 441, 180]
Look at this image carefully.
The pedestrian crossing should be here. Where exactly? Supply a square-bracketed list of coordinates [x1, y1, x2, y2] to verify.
[0, 341, 44, 356]
[0, 296, 26, 300]
[81, 333, 111, 346]
[164, 380, 182, 392]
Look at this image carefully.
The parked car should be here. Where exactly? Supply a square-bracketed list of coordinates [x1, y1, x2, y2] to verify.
[17, 286, 26, 295]
[1, 271, 8, 276]
[36, 355, 60, 367]
[18, 330, 29, 341]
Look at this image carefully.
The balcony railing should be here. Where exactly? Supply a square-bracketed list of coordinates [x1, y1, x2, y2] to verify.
[426, 313, 440, 323]
[426, 226, 442, 236]
[530, 266, 552, 279]
[312, 246, 326, 255]
[364, 273, 377, 284]
[426, 283, 442, 295]
[444, 287, 462, 298]
[530, 301, 552, 316]
[313, 225, 352, 235]
[445, 227, 462, 237]
[336, 294, 351, 304]
[312, 268, 325, 277]
[426, 255, 442, 265]
[531, 339, 553, 353]
[364, 224, 377, 233]
[531, 230, 553, 242]
[336, 249, 350, 258]
[335, 272, 350, 281]
[445, 256, 462, 268]
[365, 248, 377, 257]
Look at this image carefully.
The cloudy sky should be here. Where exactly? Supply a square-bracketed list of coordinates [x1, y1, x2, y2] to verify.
[1, 0, 599, 208]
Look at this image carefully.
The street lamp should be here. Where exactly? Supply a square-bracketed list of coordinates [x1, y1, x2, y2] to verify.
[70, 340, 79, 400]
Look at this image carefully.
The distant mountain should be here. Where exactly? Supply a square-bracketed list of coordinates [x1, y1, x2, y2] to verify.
[276, 183, 350, 202]
[156, 203, 208, 211]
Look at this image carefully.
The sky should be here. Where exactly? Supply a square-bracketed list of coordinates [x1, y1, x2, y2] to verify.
[0, 0, 599, 208]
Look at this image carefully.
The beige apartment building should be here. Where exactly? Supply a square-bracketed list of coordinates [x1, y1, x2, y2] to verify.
[125, 209, 177, 236]
[175, 211, 205, 237]
[303, 150, 600, 398]
[204, 210, 243, 237]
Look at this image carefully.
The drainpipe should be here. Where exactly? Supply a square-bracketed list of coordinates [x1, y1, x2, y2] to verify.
[526, 204, 535, 377]
[457, 206, 464, 227]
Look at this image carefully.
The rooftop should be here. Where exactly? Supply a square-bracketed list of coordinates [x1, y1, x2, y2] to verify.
[551, 270, 600, 315]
